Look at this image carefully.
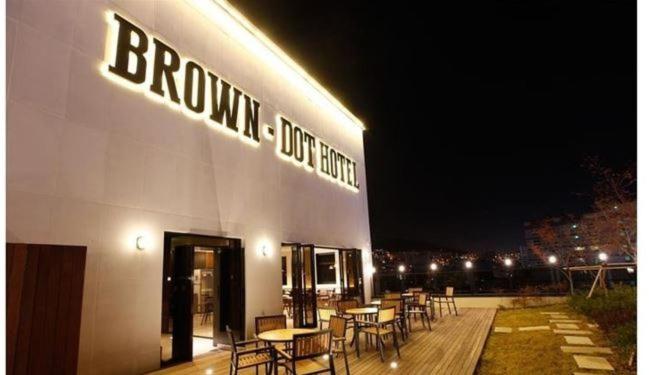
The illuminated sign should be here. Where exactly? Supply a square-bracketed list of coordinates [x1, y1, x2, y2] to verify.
[102, 11, 360, 192]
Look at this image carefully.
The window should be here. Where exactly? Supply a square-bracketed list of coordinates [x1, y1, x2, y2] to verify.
[281, 256, 287, 286]
[316, 253, 336, 284]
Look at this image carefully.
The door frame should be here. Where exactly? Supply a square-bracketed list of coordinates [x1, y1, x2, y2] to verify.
[284, 242, 318, 328]
[161, 232, 245, 366]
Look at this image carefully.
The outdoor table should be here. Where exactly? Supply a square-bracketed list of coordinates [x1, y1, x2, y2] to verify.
[370, 300, 381, 305]
[258, 328, 317, 343]
[346, 307, 378, 358]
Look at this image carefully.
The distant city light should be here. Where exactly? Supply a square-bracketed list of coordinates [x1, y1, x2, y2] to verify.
[614, 205, 619, 210]
[571, 224, 578, 229]
[598, 252, 608, 262]
[574, 235, 579, 239]
[398, 264, 406, 273]
[430, 263, 438, 271]
[548, 255, 557, 264]
[504, 258, 513, 267]
[464, 261, 473, 269]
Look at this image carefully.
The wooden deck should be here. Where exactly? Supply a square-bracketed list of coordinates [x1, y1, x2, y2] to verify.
[149, 308, 496, 375]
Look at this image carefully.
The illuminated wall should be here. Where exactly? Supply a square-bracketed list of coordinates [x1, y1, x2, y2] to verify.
[6, 0, 371, 373]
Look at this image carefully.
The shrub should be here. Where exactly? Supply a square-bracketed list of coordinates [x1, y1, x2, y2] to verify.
[568, 285, 636, 358]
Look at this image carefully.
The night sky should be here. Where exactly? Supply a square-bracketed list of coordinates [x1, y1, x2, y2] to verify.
[232, 0, 636, 251]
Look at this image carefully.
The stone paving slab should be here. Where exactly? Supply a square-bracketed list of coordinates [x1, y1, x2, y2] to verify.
[573, 355, 614, 371]
[554, 329, 592, 335]
[564, 336, 594, 345]
[493, 327, 512, 333]
[587, 323, 599, 329]
[556, 323, 580, 329]
[519, 325, 551, 331]
[540, 312, 563, 315]
[550, 319, 581, 323]
[561, 346, 613, 355]
[550, 315, 570, 319]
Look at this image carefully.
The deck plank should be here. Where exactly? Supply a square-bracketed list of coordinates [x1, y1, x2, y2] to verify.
[149, 308, 496, 375]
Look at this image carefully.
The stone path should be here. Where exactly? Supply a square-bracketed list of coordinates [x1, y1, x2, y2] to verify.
[564, 336, 594, 345]
[493, 327, 512, 333]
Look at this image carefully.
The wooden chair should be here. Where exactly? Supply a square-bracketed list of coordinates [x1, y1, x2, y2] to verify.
[276, 330, 335, 374]
[358, 307, 401, 362]
[282, 296, 293, 318]
[227, 325, 274, 375]
[255, 315, 287, 336]
[317, 307, 336, 329]
[405, 293, 432, 331]
[330, 315, 350, 375]
[384, 292, 402, 299]
[381, 298, 408, 341]
[335, 299, 359, 332]
[433, 287, 458, 317]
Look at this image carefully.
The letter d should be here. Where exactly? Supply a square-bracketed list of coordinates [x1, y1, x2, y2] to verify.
[108, 13, 148, 84]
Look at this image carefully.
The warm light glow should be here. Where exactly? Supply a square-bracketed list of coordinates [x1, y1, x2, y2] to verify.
[185, 0, 365, 132]
[464, 261, 473, 269]
[136, 235, 149, 250]
[322, 354, 330, 360]
[261, 245, 269, 257]
[398, 265, 406, 273]
[430, 263, 438, 271]
[370, 266, 376, 275]
[390, 361, 398, 369]
[504, 258, 513, 267]
[205, 369, 213, 375]
[598, 252, 608, 262]
[627, 267, 635, 274]
[548, 255, 557, 264]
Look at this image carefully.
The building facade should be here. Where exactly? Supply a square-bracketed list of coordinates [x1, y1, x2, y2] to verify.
[7, 0, 371, 373]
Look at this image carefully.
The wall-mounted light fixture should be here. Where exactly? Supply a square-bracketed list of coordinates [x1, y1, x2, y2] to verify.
[261, 245, 269, 257]
[136, 235, 148, 250]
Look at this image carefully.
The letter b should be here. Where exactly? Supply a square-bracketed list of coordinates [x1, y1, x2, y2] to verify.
[108, 13, 148, 84]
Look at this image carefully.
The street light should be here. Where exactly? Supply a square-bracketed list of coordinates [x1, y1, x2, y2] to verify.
[464, 261, 473, 269]
[398, 264, 406, 273]
[504, 258, 513, 267]
[370, 266, 376, 275]
[430, 263, 438, 271]
[548, 255, 557, 264]
[598, 252, 608, 262]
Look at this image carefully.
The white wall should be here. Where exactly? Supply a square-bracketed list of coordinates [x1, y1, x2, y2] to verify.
[6, 1, 371, 373]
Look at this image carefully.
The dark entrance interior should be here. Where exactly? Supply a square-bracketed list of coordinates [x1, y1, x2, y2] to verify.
[160, 233, 244, 365]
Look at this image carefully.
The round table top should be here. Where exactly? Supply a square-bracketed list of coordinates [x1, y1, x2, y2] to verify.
[401, 293, 414, 297]
[370, 300, 381, 305]
[346, 307, 378, 315]
[258, 328, 316, 342]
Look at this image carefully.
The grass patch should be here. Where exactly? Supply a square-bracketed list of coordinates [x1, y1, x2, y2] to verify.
[477, 304, 635, 375]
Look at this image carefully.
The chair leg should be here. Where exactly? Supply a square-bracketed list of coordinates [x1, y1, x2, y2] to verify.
[342, 343, 350, 375]
[392, 329, 401, 358]
[377, 336, 385, 362]
[452, 298, 458, 315]
[329, 353, 337, 375]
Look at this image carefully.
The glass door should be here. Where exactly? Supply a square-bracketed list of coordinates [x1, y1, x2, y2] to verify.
[339, 249, 365, 302]
[290, 244, 317, 328]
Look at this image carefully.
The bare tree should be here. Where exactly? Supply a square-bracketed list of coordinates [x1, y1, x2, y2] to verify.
[585, 158, 637, 261]
[530, 219, 579, 294]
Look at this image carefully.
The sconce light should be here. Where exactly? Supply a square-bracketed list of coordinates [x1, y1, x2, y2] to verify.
[136, 235, 148, 251]
[261, 245, 269, 257]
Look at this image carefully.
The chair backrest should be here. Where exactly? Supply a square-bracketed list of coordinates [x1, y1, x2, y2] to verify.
[255, 315, 287, 335]
[318, 307, 336, 322]
[378, 307, 396, 324]
[381, 298, 402, 315]
[336, 299, 358, 314]
[384, 292, 401, 299]
[292, 330, 332, 360]
[329, 315, 347, 339]
[446, 287, 454, 297]
[418, 292, 428, 306]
